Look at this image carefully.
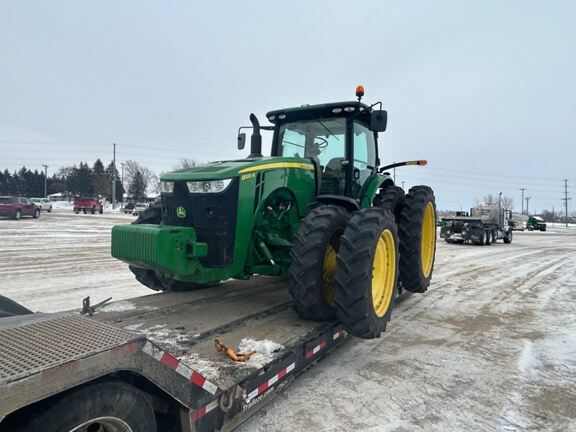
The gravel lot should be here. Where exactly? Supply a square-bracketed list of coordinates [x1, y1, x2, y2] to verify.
[1, 209, 575, 431]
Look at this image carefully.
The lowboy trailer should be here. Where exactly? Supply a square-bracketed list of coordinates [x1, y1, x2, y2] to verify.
[0, 279, 409, 432]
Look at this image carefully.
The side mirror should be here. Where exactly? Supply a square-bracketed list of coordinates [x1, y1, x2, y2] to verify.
[370, 110, 387, 132]
[237, 132, 246, 150]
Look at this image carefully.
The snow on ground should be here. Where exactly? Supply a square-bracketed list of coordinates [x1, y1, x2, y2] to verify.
[0, 208, 149, 312]
[1, 210, 575, 430]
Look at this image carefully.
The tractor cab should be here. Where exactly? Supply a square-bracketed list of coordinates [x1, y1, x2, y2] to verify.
[267, 101, 385, 199]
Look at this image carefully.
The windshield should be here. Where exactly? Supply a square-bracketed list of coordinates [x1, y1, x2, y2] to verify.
[279, 118, 346, 169]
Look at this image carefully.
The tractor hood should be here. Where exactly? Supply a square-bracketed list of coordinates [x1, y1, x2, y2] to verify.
[161, 156, 312, 181]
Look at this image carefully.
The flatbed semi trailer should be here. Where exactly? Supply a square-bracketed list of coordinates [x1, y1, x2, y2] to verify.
[0, 278, 409, 432]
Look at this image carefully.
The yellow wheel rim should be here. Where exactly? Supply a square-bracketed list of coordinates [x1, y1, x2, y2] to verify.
[371, 229, 396, 317]
[322, 239, 339, 306]
[421, 201, 436, 278]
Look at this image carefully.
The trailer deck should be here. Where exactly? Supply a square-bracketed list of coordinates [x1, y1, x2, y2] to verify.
[0, 277, 372, 431]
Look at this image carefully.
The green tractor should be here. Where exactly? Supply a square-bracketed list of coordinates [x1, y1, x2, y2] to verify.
[111, 87, 437, 339]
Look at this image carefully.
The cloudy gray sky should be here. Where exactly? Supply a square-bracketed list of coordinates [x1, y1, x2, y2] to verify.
[1, 0, 575, 212]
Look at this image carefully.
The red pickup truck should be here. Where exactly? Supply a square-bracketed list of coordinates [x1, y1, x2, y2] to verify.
[73, 197, 103, 214]
[0, 196, 41, 220]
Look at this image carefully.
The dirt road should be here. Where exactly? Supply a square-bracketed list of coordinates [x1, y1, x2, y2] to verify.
[0, 211, 574, 431]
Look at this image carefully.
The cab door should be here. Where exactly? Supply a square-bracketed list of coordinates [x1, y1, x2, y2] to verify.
[351, 121, 377, 198]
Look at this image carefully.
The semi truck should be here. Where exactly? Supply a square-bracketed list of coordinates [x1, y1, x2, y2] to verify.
[440, 203, 514, 245]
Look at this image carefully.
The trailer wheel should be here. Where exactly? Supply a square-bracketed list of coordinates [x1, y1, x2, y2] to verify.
[504, 230, 513, 244]
[397, 186, 437, 293]
[374, 185, 405, 222]
[15, 381, 156, 432]
[289, 205, 349, 321]
[335, 208, 399, 339]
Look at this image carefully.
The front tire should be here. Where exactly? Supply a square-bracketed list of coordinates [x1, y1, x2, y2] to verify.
[335, 208, 399, 339]
[397, 186, 437, 293]
[13, 381, 156, 432]
[504, 230, 513, 244]
[289, 205, 349, 321]
[33, 209, 40, 219]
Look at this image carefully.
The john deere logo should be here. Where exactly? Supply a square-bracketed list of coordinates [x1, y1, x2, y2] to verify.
[176, 207, 187, 218]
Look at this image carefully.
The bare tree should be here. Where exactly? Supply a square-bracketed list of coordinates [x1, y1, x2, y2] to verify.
[501, 196, 514, 210]
[173, 158, 199, 170]
[123, 160, 156, 195]
[482, 194, 497, 205]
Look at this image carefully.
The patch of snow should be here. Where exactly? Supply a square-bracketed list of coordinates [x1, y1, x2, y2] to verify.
[517, 340, 535, 377]
[100, 301, 137, 312]
[99, 300, 157, 312]
[237, 338, 284, 369]
[178, 352, 221, 381]
[123, 323, 190, 350]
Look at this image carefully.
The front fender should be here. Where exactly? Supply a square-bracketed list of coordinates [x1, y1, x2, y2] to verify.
[358, 174, 394, 208]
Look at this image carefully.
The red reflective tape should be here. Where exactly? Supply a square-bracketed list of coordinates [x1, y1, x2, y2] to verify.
[190, 406, 206, 421]
[258, 381, 269, 394]
[160, 352, 180, 370]
[278, 368, 287, 380]
[190, 372, 206, 387]
[320, 341, 326, 349]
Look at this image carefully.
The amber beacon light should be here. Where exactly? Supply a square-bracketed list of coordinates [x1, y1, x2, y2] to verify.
[355, 85, 365, 101]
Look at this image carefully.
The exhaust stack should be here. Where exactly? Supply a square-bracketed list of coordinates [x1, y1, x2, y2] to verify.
[248, 113, 262, 158]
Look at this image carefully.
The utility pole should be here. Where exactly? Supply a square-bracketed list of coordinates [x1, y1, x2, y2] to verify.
[112, 143, 116, 209]
[120, 162, 125, 206]
[562, 179, 571, 227]
[525, 196, 531, 215]
[42, 164, 48, 198]
[519, 188, 526, 214]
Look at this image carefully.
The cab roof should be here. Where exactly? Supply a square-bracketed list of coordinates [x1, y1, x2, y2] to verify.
[266, 101, 371, 124]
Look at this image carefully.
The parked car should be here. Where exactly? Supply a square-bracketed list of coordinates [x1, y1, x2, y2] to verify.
[73, 197, 103, 214]
[131, 203, 149, 216]
[123, 202, 136, 214]
[0, 196, 40, 220]
[30, 198, 53, 213]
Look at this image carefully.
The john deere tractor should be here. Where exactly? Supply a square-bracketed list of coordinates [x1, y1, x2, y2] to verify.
[111, 87, 437, 339]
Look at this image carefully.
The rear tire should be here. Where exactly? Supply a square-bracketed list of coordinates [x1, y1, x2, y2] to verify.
[33, 209, 40, 219]
[14, 210, 21, 220]
[374, 185, 405, 222]
[335, 208, 399, 339]
[397, 186, 437, 293]
[475, 231, 487, 246]
[289, 205, 349, 321]
[485, 230, 492, 245]
[13, 381, 156, 432]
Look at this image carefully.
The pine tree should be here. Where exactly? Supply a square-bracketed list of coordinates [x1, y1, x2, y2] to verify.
[128, 170, 146, 202]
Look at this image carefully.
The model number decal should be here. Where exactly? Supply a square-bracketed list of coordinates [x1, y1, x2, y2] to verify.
[241, 173, 256, 181]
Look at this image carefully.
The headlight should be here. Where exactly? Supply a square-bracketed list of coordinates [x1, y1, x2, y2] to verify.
[160, 181, 174, 193]
[186, 179, 232, 194]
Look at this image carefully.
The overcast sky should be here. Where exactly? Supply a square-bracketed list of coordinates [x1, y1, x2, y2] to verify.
[1, 1, 575, 212]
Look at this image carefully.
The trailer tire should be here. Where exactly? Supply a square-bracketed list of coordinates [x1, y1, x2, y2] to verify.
[335, 208, 399, 339]
[289, 205, 349, 321]
[14, 381, 156, 432]
[374, 185, 405, 222]
[397, 186, 437, 293]
[504, 230, 513, 244]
